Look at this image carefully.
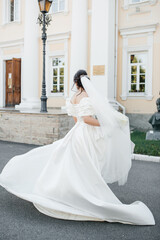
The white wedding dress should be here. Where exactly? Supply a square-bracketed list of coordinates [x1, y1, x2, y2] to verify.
[0, 97, 155, 225]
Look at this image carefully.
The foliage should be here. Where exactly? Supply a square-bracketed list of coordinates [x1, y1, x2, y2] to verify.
[131, 131, 160, 157]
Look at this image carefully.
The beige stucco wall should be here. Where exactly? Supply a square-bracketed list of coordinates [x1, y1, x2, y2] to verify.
[39, 39, 67, 108]
[1, 0, 159, 113]
[38, 0, 72, 108]
[0, 0, 25, 41]
[118, 1, 160, 27]
[41, 0, 92, 108]
[117, 1, 160, 114]
[2, 47, 21, 55]
[46, 0, 72, 36]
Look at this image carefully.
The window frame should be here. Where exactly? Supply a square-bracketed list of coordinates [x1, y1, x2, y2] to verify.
[46, 35, 70, 99]
[48, 53, 67, 97]
[51, 56, 65, 95]
[2, 0, 20, 25]
[9, 0, 14, 22]
[127, 51, 148, 96]
[119, 24, 157, 101]
[129, 0, 149, 5]
[49, 0, 67, 14]
[123, 0, 158, 10]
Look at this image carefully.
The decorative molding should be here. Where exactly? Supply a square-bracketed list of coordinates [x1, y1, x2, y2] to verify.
[46, 37, 69, 98]
[49, 0, 69, 16]
[48, 50, 65, 57]
[121, 36, 128, 100]
[46, 32, 70, 98]
[64, 0, 69, 14]
[2, 0, 21, 26]
[0, 38, 24, 48]
[0, 43, 24, 107]
[123, 0, 158, 10]
[0, 53, 22, 60]
[119, 23, 158, 36]
[128, 10, 151, 16]
[47, 31, 71, 42]
[121, 44, 153, 100]
[120, 22, 156, 101]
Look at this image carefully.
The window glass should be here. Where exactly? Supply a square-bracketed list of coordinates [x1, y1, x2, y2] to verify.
[8, 0, 19, 22]
[129, 53, 147, 93]
[15, 0, 19, 21]
[50, 0, 65, 13]
[10, 0, 14, 22]
[53, 0, 58, 13]
[52, 57, 65, 93]
[59, 0, 65, 11]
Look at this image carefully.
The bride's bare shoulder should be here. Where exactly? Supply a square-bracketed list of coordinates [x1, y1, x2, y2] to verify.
[70, 93, 77, 104]
[75, 92, 89, 104]
[81, 92, 88, 98]
[71, 91, 89, 104]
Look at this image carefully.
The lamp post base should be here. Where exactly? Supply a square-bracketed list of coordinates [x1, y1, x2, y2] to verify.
[40, 96, 48, 112]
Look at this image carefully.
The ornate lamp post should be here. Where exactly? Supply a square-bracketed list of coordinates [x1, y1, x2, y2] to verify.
[37, 0, 53, 112]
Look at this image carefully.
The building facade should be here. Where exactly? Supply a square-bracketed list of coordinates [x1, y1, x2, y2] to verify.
[117, 0, 160, 129]
[0, 0, 160, 129]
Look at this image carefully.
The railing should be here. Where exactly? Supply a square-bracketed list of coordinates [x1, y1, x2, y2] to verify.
[109, 100, 126, 115]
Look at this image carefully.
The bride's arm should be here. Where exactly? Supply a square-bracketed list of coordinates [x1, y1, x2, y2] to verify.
[73, 116, 77, 123]
[82, 116, 100, 126]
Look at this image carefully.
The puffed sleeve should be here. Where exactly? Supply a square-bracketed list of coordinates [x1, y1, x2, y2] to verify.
[76, 97, 96, 117]
[65, 98, 76, 116]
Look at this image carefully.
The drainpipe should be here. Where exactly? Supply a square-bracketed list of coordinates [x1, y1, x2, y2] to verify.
[114, 0, 118, 101]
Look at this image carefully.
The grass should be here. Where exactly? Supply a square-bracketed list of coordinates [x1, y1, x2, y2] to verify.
[131, 131, 160, 157]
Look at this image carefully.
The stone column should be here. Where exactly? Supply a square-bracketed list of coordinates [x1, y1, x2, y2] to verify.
[69, 0, 88, 97]
[90, 0, 116, 99]
[16, 0, 40, 109]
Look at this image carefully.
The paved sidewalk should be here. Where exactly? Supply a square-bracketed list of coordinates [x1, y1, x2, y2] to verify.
[0, 140, 160, 240]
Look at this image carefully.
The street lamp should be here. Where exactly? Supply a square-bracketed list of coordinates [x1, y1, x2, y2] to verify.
[37, 0, 53, 112]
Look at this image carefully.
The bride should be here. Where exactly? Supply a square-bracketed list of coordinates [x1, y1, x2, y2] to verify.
[0, 69, 155, 225]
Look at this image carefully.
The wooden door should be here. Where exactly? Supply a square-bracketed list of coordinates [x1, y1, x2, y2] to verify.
[6, 58, 21, 107]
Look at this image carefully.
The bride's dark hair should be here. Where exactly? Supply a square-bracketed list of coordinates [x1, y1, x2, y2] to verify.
[71, 69, 90, 96]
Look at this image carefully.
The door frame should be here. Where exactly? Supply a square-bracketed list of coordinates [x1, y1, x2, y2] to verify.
[0, 54, 23, 108]
[5, 58, 21, 107]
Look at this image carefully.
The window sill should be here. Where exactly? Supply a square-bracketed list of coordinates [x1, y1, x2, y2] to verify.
[2, 20, 21, 26]
[123, 0, 157, 10]
[49, 92, 64, 97]
[129, 1, 149, 7]
[120, 94, 153, 100]
[49, 10, 69, 16]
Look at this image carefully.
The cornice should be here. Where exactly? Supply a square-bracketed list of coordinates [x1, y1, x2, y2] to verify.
[0, 38, 24, 48]
[47, 31, 71, 42]
[119, 23, 159, 36]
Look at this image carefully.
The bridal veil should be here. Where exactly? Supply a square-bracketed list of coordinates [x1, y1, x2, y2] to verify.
[81, 76, 135, 186]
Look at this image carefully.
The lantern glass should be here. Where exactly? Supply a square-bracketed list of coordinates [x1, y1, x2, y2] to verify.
[38, 0, 53, 13]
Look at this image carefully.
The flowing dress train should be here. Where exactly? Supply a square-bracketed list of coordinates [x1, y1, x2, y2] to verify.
[0, 97, 155, 225]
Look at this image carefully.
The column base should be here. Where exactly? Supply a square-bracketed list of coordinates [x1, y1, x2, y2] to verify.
[15, 98, 41, 110]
